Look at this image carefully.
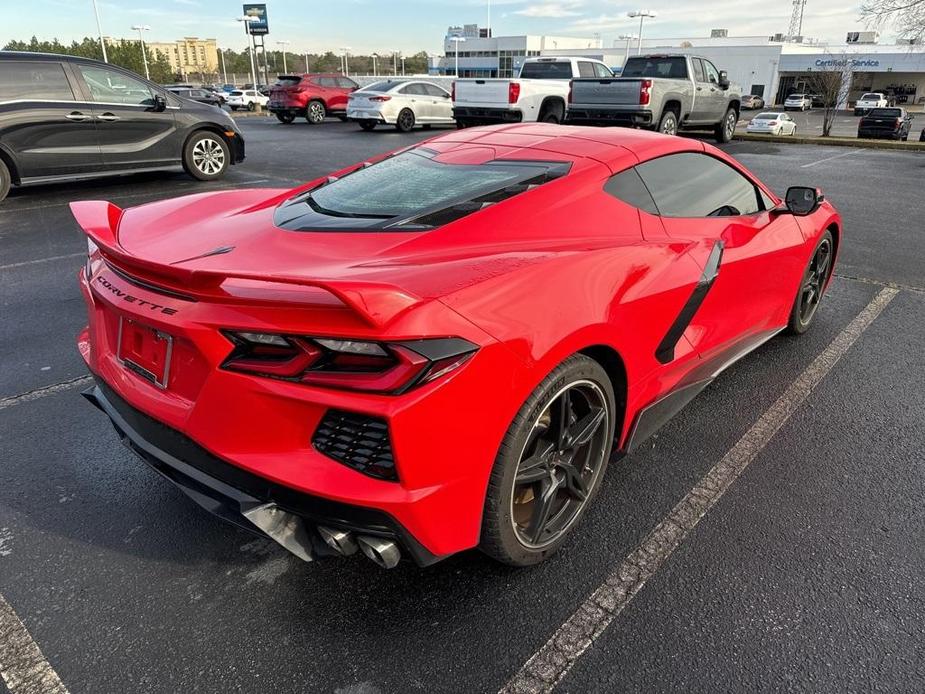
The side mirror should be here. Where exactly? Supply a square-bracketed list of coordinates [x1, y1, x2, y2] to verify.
[153, 94, 167, 112]
[784, 186, 823, 216]
[718, 70, 730, 90]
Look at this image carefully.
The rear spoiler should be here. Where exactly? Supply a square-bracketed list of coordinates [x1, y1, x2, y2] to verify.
[69, 200, 421, 328]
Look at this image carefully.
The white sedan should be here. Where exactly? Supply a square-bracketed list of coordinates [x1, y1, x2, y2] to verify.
[347, 80, 454, 132]
[745, 112, 797, 136]
[226, 89, 269, 111]
[784, 94, 812, 111]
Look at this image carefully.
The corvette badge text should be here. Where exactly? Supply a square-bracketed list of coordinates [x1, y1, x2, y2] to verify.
[95, 276, 178, 315]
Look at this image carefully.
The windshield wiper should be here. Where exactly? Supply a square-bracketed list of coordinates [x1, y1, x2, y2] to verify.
[304, 193, 395, 220]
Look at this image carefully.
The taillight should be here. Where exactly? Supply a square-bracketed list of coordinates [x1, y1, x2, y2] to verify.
[895, 118, 902, 128]
[221, 333, 477, 394]
[639, 79, 652, 106]
[768, 121, 778, 126]
[369, 95, 392, 102]
[508, 82, 521, 104]
[451, 81, 455, 101]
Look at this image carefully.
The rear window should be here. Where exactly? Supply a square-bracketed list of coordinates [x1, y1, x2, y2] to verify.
[275, 150, 570, 230]
[0, 61, 74, 101]
[519, 61, 573, 79]
[868, 108, 901, 117]
[788, 94, 805, 99]
[360, 81, 401, 93]
[860, 93, 881, 100]
[753, 113, 779, 120]
[275, 76, 302, 87]
[621, 57, 687, 79]
[230, 90, 243, 95]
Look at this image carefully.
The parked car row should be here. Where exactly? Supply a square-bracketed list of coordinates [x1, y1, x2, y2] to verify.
[0, 51, 246, 202]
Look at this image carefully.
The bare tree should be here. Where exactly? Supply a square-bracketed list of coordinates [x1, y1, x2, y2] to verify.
[861, 0, 925, 42]
[804, 54, 855, 136]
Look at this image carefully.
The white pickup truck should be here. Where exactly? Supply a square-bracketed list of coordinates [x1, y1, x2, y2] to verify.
[452, 57, 614, 127]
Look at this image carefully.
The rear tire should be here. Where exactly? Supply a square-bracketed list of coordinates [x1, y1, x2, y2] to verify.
[787, 230, 834, 335]
[182, 131, 230, 181]
[306, 100, 326, 124]
[276, 112, 296, 124]
[657, 110, 678, 136]
[359, 120, 377, 131]
[0, 159, 10, 203]
[479, 355, 616, 566]
[395, 108, 415, 132]
[714, 106, 737, 143]
[539, 101, 565, 124]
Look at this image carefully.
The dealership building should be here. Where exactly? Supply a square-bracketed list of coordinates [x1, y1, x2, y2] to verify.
[436, 25, 925, 108]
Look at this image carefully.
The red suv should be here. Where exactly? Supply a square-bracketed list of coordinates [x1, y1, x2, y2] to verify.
[268, 74, 359, 124]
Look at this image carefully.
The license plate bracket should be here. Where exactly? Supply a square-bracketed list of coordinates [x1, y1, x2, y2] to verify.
[117, 317, 173, 389]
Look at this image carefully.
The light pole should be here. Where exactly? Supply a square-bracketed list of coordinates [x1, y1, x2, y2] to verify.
[618, 34, 637, 69]
[392, 51, 399, 76]
[372, 53, 378, 76]
[276, 40, 290, 73]
[91, 0, 108, 62]
[219, 47, 227, 84]
[304, 53, 310, 73]
[131, 25, 151, 80]
[401, 55, 406, 76]
[340, 47, 351, 76]
[449, 36, 465, 77]
[627, 11, 657, 54]
[236, 16, 259, 105]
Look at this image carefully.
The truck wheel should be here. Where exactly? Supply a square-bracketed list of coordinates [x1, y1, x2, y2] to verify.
[539, 101, 565, 124]
[714, 107, 737, 143]
[657, 110, 678, 136]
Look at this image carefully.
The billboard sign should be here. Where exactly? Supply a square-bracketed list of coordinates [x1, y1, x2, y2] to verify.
[242, 3, 268, 35]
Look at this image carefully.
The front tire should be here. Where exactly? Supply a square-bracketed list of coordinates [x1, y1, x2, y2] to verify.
[183, 131, 230, 181]
[714, 107, 737, 143]
[306, 100, 326, 124]
[480, 355, 616, 566]
[395, 108, 415, 132]
[787, 230, 834, 335]
[0, 159, 10, 203]
[247, 101, 256, 112]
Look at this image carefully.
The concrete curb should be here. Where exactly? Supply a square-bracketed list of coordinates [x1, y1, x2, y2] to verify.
[733, 132, 925, 150]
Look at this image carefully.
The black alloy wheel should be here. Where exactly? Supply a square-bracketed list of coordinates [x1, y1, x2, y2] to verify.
[396, 108, 416, 132]
[788, 231, 834, 334]
[480, 354, 616, 566]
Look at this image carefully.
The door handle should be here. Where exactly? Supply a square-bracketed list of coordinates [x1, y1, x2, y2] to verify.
[65, 112, 90, 121]
[97, 113, 121, 122]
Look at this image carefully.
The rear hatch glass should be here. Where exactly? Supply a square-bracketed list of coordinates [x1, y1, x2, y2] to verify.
[274, 149, 570, 231]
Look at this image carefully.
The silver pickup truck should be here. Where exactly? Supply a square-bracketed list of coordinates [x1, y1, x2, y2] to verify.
[566, 54, 741, 143]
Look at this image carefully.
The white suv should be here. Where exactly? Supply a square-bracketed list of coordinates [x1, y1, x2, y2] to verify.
[854, 92, 889, 116]
[226, 89, 269, 111]
[784, 94, 812, 111]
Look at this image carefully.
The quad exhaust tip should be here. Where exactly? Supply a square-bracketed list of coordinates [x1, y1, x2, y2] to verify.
[317, 525, 358, 556]
[357, 535, 401, 569]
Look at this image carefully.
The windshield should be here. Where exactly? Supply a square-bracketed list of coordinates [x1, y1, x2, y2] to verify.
[519, 62, 573, 79]
[275, 150, 570, 230]
[621, 57, 687, 79]
[869, 108, 901, 117]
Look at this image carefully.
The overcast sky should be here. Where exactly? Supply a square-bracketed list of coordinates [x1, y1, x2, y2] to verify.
[5, 0, 883, 54]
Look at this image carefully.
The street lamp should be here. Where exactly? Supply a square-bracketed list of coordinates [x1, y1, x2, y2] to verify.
[131, 25, 151, 80]
[627, 11, 657, 54]
[236, 16, 259, 105]
[340, 46, 351, 76]
[449, 36, 465, 77]
[618, 34, 637, 69]
[372, 52, 379, 76]
[91, 0, 108, 62]
[276, 40, 290, 73]
[401, 55, 406, 76]
[392, 51, 400, 76]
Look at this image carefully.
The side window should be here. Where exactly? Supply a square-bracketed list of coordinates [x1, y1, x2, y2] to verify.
[635, 152, 764, 217]
[318, 77, 337, 88]
[604, 168, 659, 215]
[0, 61, 75, 101]
[593, 62, 613, 78]
[400, 83, 427, 96]
[335, 77, 357, 89]
[692, 59, 706, 83]
[577, 61, 596, 78]
[77, 65, 153, 106]
[423, 83, 449, 98]
[703, 61, 720, 85]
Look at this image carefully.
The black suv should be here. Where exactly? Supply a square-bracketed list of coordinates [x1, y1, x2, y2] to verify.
[0, 52, 246, 202]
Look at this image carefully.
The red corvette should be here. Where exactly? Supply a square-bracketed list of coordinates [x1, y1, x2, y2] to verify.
[74, 124, 839, 568]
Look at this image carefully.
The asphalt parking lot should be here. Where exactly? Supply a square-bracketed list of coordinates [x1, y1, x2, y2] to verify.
[1, 119, 923, 693]
[739, 106, 924, 139]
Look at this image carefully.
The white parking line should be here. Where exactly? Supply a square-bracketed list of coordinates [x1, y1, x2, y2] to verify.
[0, 253, 84, 271]
[0, 376, 93, 412]
[800, 149, 859, 168]
[500, 287, 899, 694]
[0, 593, 70, 694]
